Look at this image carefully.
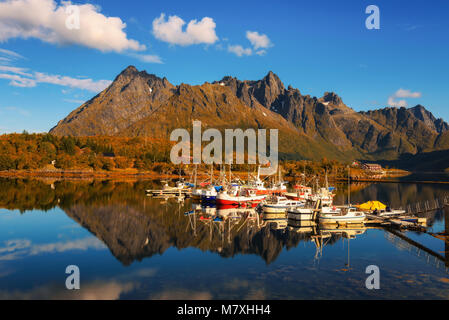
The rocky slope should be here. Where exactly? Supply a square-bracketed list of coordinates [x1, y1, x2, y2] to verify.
[50, 66, 449, 161]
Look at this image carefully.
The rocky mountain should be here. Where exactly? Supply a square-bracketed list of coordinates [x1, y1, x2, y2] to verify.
[50, 66, 449, 161]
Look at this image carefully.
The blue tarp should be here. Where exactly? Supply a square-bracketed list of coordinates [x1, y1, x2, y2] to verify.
[214, 186, 223, 192]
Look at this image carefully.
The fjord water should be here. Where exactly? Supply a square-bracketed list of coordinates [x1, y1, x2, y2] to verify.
[1, 178, 449, 300]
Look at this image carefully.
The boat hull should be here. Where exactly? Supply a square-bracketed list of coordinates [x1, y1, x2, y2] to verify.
[287, 209, 315, 221]
[319, 216, 366, 224]
[201, 195, 217, 202]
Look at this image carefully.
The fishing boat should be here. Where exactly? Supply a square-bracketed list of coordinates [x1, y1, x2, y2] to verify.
[266, 166, 288, 195]
[373, 208, 406, 217]
[285, 185, 312, 201]
[287, 207, 315, 221]
[216, 189, 266, 207]
[201, 185, 223, 203]
[244, 166, 268, 195]
[319, 206, 366, 224]
[262, 196, 304, 213]
[146, 180, 192, 196]
[319, 166, 366, 224]
[377, 207, 406, 217]
[191, 188, 203, 201]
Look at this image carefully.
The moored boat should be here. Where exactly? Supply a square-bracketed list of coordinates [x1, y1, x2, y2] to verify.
[262, 196, 304, 213]
[319, 206, 366, 224]
[201, 186, 222, 203]
[216, 189, 266, 207]
[287, 207, 315, 221]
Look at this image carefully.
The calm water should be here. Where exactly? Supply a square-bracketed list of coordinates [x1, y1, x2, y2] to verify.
[1, 178, 449, 300]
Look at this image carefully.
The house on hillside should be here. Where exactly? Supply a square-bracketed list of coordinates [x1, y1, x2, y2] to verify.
[351, 161, 360, 168]
[362, 163, 383, 172]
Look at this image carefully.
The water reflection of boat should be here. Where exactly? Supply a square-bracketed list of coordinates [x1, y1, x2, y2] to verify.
[265, 219, 288, 230]
[217, 207, 253, 219]
[263, 212, 287, 220]
[263, 212, 288, 230]
[319, 224, 367, 271]
[288, 219, 317, 233]
[319, 224, 367, 239]
[319, 206, 366, 224]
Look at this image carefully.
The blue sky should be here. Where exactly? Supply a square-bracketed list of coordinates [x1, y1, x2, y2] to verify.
[0, 0, 448, 133]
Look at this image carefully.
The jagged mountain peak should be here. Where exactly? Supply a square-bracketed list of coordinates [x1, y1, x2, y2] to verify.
[322, 92, 343, 105]
[50, 66, 449, 161]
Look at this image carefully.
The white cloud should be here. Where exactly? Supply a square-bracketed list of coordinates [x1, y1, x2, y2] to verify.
[0, 48, 24, 59]
[152, 13, 218, 46]
[246, 31, 272, 50]
[34, 72, 111, 92]
[387, 96, 408, 107]
[228, 30, 272, 57]
[0, 65, 111, 92]
[0, 0, 145, 53]
[129, 53, 163, 64]
[0, 65, 32, 76]
[228, 45, 252, 57]
[388, 88, 422, 107]
[0, 73, 36, 87]
[393, 88, 422, 99]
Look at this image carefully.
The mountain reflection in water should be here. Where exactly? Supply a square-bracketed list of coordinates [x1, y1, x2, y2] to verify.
[1, 178, 449, 299]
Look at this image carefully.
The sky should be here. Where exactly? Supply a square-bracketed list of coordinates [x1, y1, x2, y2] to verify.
[0, 0, 448, 133]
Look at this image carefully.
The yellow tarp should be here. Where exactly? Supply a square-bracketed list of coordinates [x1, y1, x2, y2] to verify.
[358, 201, 386, 211]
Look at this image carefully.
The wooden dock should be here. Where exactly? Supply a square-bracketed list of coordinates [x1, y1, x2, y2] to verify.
[365, 214, 427, 231]
[405, 196, 449, 215]
[146, 188, 192, 197]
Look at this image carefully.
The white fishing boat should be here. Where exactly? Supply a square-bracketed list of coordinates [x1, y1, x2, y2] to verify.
[287, 207, 315, 221]
[146, 180, 191, 196]
[308, 187, 335, 206]
[374, 207, 406, 217]
[319, 206, 366, 224]
[191, 188, 203, 201]
[201, 185, 221, 202]
[262, 196, 304, 213]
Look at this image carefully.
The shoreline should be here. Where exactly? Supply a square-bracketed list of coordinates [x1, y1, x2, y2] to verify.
[1, 169, 448, 184]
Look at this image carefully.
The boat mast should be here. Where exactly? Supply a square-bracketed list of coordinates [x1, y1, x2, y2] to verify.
[194, 164, 198, 188]
[210, 165, 213, 185]
[347, 165, 351, 205]
[325, 169, 329, 189]
[229, 164, 232, 185]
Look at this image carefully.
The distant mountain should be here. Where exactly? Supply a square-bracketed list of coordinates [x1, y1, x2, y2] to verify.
[50, 66, 449, 162]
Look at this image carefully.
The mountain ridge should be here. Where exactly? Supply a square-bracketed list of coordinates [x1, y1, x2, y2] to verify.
[50, 66, 449, 161]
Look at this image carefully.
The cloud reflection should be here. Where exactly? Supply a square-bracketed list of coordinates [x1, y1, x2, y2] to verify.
[0, 237, 106, 261]
[0, 281, 136, 300]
